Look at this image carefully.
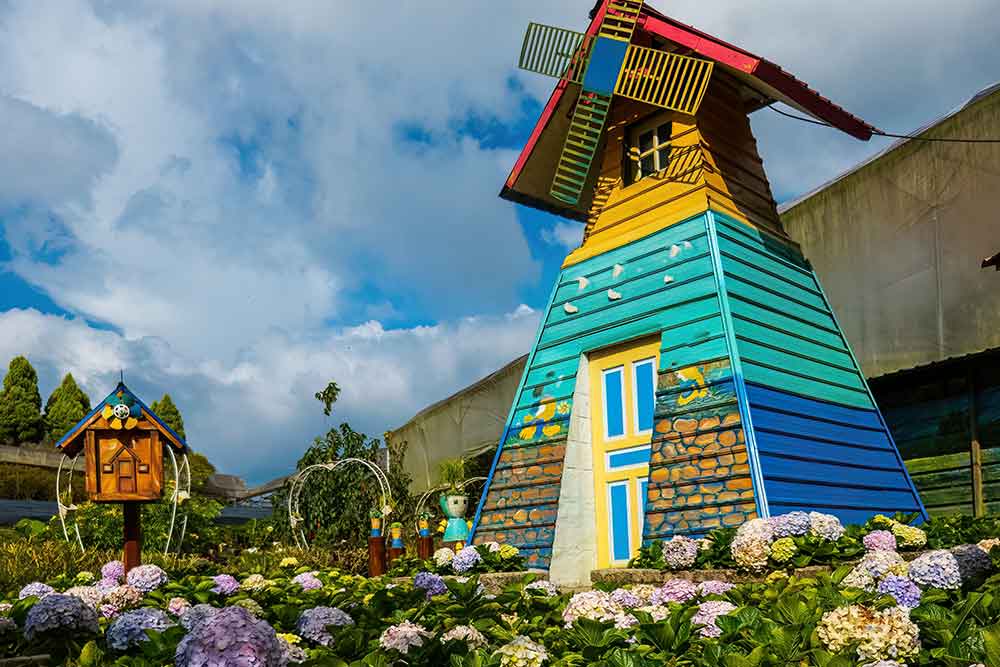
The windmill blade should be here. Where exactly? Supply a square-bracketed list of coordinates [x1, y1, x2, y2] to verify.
[550, 91, 613, 205]
[598, 0, 644, 42]
[614, 44, 714, 115]
[518, 23, 593, 84]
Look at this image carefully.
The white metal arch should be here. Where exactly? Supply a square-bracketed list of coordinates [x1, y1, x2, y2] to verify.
[286, 458, 393, 549]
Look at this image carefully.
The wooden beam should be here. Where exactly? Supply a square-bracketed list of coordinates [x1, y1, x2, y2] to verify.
[969, 372, 985, 517]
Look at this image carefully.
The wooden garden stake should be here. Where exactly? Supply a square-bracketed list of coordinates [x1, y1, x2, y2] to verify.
[123, 502, 141, 572]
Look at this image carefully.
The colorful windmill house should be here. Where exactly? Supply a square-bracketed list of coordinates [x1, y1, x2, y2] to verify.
[469, 1, 926, 584]
[55, 382, 187, 570]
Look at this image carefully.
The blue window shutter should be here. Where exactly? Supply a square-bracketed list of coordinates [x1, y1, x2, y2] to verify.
[634, 360, 654, 432]
[604, 369, 625, 437]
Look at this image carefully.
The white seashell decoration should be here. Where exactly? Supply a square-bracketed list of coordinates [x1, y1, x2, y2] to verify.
[564, 302, 579, 314]
[607, 289, 621, 301]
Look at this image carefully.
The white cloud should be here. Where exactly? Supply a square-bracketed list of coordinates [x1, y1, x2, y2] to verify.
[541, 222, 585, 251]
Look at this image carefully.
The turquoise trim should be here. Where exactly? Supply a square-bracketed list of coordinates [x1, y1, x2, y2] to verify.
[468, 277, 563, 543]
[705, 211, 768, 518]
[810, 270, 929, 522]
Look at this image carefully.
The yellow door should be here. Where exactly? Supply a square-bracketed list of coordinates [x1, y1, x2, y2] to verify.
[590, 336, 660, 568]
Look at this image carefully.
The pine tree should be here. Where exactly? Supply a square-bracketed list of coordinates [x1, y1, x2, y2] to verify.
[150, 393, 185, 441]
[44, 373, 92, 441]
[0, 356, 45, 445]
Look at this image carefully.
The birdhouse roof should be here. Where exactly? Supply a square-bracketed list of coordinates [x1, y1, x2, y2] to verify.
[502, 1, 880, 221]
[53, 382, 187, 453]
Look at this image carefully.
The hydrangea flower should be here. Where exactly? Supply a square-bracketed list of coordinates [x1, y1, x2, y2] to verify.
[841, 566, 877, 592]
[562, 590, 622, 627]
[126, 564, 167, 593]
[441, 624, 487, 649]
[433, 547, 455, 567]
[809, 512, 845, 541]
[499, 543, 520, 559]
[610, 588, 642, 609]
[0, 602, 12, 616]
[278, 633, 308, 664]
[731, 535, 770, 572]
[736, 517, 774, 542]
[242, 574, 269, 592]
[661, 535, 698, 569]
[817, 605, 919, 662]
[692, 600, 737, 637]
[452, 546, 482, 574]
[107, 608, 175, 651]
[211, 574, 241, 596]
[167, 597, 190, 617]
[891, 523, 926, 549]
[908, 550, 961, 590]
[180, 603, 220, 631]
[101, 585, 142, 615]
[292, 571, 323, 591]
[950, 544, 992, 585]
[101, 560, 125, 583]
[860, 550, 908, 579]
[413, 572, 447, 598]
[876, 575, 922, 609]
[234, 598, 266, 618]
[64, 586, 103, 609]
[379, 620, 432, 655]
[628, 584, 658, 605]
[24, 594, 100, 642]
[770, 537, 797, 563]
[74, 571, 96, 585]
[483, 541, 502, 552]
[524, 580, 559, 597]
[770, 511, 812, 537]
[18, 582, 55, 600]
[495, 635, 548, 667]
[295, 606, 354, 646]
[650, 578, 698, 605]
[697, 580, 735, 597]
[175, 606, 286, 667]
[634, 604, 670, 622]
[977, 538, 1000, 554]
[864, 530, 898, 552]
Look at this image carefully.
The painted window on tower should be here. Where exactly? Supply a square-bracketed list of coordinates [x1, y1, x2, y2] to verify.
[628, 116, 673, 183]
[590, 336, 660, 568]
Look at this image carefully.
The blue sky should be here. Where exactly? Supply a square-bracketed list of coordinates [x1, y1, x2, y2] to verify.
[0, 0, 997, 483]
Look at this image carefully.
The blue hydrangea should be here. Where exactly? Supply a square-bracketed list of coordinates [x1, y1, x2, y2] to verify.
[876, 575, 922, 608]
[180, 603, 221, 630]
[106, 607, 175, 651]
[908, 550, 961, 590]
[295, 606, 354, 646]
[211, 574, 240, 596]
[413, 572, 447, 598]
[175, 606, 286, 667]
[451, 546, 482, 574]
[770, 511, 811, 538]
[18, 582, 54, 600]
[125, 564, 167, 593]
[24, 594, 99, 642]
[950, 544, 992, 586]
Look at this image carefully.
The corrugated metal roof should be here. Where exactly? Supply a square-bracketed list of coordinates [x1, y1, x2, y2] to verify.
[871, 346, 1000, 382]
[779, 81, 1000, 214]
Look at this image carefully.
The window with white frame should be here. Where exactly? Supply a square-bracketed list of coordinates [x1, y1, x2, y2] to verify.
[628, 116, 673, 183]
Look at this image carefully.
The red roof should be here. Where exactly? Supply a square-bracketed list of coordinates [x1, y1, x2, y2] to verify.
[504, 2, 878, 195]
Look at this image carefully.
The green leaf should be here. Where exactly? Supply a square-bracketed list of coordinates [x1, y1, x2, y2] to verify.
[983, 623, 1000, 667]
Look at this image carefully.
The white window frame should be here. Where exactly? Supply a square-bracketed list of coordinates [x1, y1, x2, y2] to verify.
[631, 357, 656, 435]
[601, 366, 628, 441]
[628, 115, 673, 183]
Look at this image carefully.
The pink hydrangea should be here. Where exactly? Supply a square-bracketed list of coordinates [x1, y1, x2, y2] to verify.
[650, 579, 698, 605]
[863, 530, 897, 552]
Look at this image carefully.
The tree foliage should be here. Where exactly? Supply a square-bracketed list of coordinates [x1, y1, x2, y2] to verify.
[0, 356, 45, 445]
[43, 373, 91, 442]
[150, 393, 185, 441]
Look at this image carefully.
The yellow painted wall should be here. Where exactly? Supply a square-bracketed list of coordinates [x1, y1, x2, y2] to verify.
[563, 73, 785, 267]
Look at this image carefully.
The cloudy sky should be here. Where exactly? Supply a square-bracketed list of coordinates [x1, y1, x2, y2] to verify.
[1, 0, 996, 482]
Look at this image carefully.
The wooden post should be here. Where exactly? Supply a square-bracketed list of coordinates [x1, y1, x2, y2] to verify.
[368, 536, 386, 577]
[969, 373, 985, 517]
[417, 536, 434, 560]
[123, 502, 141, 572]
[387, 543, 405, 565]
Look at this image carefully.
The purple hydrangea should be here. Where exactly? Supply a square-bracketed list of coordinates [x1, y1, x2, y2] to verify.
[211, 574, 241, 596]
[863, 530, 898, 552]
[291, 571, 323, 591]
[770, 511, 811, 538]
[909, 550, 962, 590]
[106, 608, 175, 651]
[24, 594, 100, 641]
[413, 572, 447, 598]
[125, 564, 167, 593]
[18, 582, 54, 600]
[180, 604, 221, 631]
[650, 578, 698, 605]
[452, 546, 482, 574]
[950, 544, 992, 586]
[101, 560, 125, 583]
[876, 575, 922, 609]
[167, 597, 191, 617]
[610, 588, 642, 609]
[662, 536, 698, 570]
[692, 600, 737, 637]
[175, 606, 286, 667]
[697, 580, 735, 597]
[295, 606, 355, 646]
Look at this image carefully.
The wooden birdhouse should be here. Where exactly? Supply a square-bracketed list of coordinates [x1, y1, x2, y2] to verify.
[55, 382, 186, 503]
